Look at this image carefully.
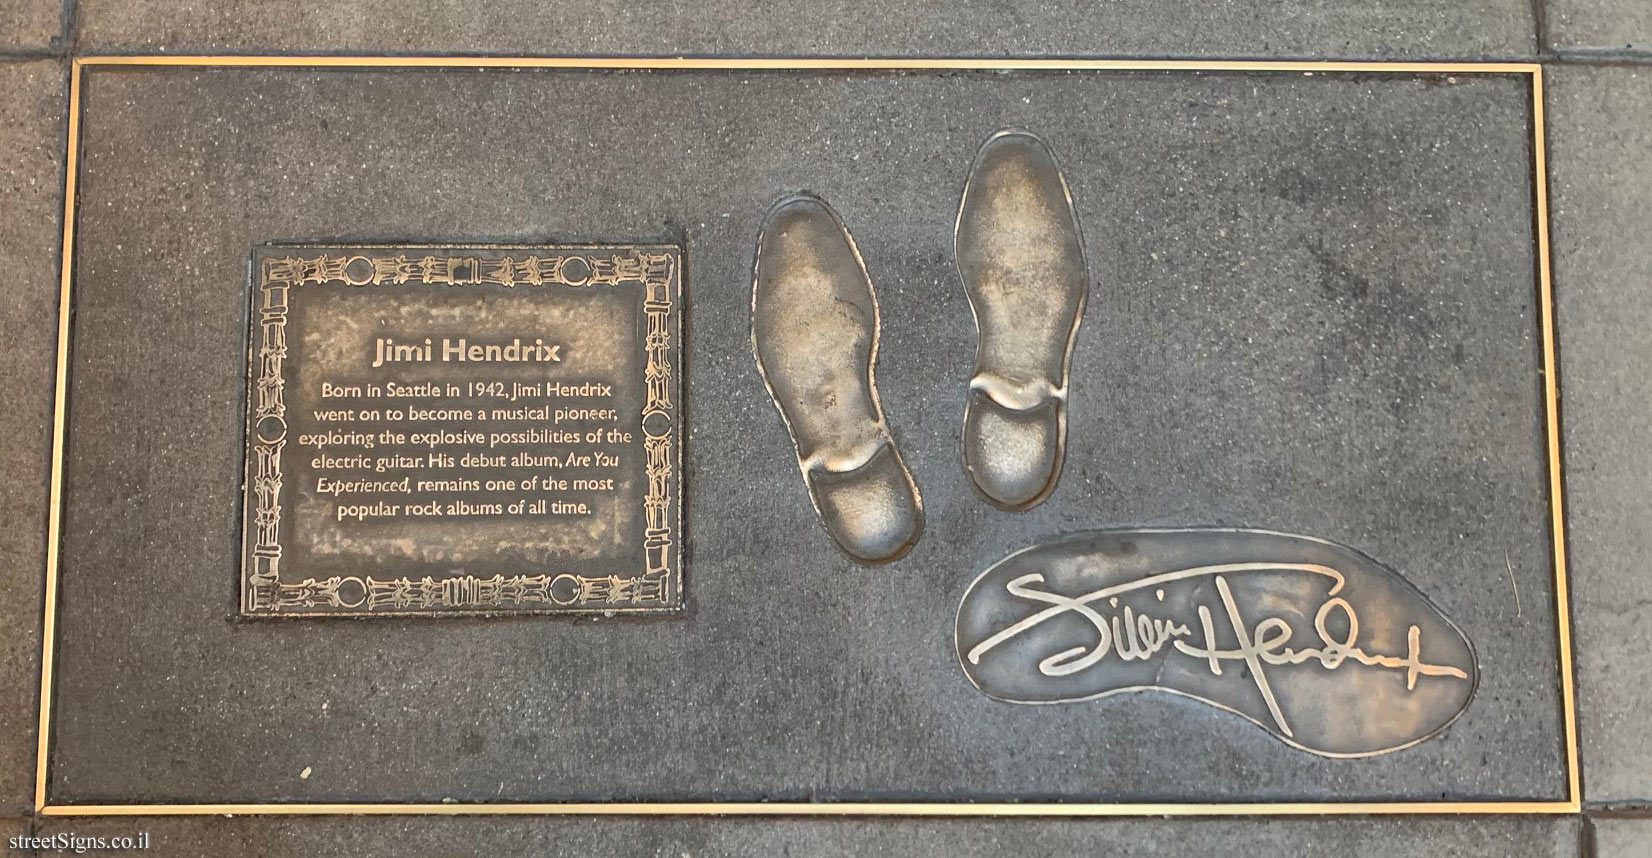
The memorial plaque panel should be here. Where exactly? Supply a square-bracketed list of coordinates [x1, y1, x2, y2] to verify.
[239, 244, 683, 616]
[51, 65, 1565, 808]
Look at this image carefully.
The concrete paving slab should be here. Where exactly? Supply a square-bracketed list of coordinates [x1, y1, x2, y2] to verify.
[1592, 817, 1652, 858]
[1547, 0, 1652, 55]
[1547, 64, 1652, 807]
[0, 58, 64, 818]
[0, 0, 61, 54]
[0, 817, 35, 857]
[30, 815, 1585, 858]
[69, 0, 1536, 61]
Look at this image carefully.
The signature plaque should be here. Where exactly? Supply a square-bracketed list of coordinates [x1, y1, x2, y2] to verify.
[956, 528, 1479, 757]
[240, 245, 683, 617]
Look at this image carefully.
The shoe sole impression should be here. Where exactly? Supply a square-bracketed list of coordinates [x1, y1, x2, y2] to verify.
[751, 193, 924, 563]
[954, 129, 1088, 511]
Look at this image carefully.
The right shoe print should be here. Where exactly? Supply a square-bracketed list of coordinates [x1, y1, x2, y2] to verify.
[954, 129, 1088, 511]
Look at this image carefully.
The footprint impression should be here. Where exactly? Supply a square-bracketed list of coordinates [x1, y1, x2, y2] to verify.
[955, 130, 1088, 510]
[750, 194, 925, 563]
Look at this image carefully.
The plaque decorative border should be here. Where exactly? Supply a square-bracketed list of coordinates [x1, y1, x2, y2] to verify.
[242, 246, 682, 616]
[37, 56, 1577, 817]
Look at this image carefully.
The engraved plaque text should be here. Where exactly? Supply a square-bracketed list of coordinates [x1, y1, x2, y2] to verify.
[240, 244, 683, 616]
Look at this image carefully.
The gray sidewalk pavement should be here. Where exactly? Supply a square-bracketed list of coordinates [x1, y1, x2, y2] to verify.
[1547, 0, 1651, 56]
[0, 818, 30, 856]
[1594, 817, 1652, 858]
[0, 0, 62, 54]
[2, 1, 1651, 854]
[0, 58, 62, 820]
[27, 815, 1589, 858]
[67, 0, 1535, 60]
[1548, 63, 1652, 809]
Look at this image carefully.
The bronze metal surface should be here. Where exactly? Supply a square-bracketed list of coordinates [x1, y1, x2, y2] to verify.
[957, 528, 1478, 757]
[955, 129, 1088, 511]
[750, 194, 924, 563]
[239, 244, 683, 616]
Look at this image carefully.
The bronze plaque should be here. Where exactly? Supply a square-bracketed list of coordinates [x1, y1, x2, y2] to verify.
[240, 244, 683, 617]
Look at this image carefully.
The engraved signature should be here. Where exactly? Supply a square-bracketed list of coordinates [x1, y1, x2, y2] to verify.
[964, 563, 1471, 739]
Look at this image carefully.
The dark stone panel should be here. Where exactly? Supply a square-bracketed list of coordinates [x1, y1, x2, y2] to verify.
[0, 58, 64, 817]
[29, 816, 1585, 858]
[69, 0, 1535, 61]
[49, 67, 1559, 805]
[1547, 65, 1652, 806]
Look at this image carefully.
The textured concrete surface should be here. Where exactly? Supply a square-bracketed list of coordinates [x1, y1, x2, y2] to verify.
[0, 817, 33, 857]
[1547, 65, 1652, 807]
[0, 59, 63, 818]
[0, 0, 61, 53]
[68, 0, 1536, 61]
[45, 67, 1562, 806]
[30, 815, 1585, 858]
[1592, 817, 1652, 858]
[1547, 0, 1652, 55]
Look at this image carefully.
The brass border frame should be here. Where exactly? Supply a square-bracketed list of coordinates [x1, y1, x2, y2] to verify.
[36, 55, 1576, 817]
